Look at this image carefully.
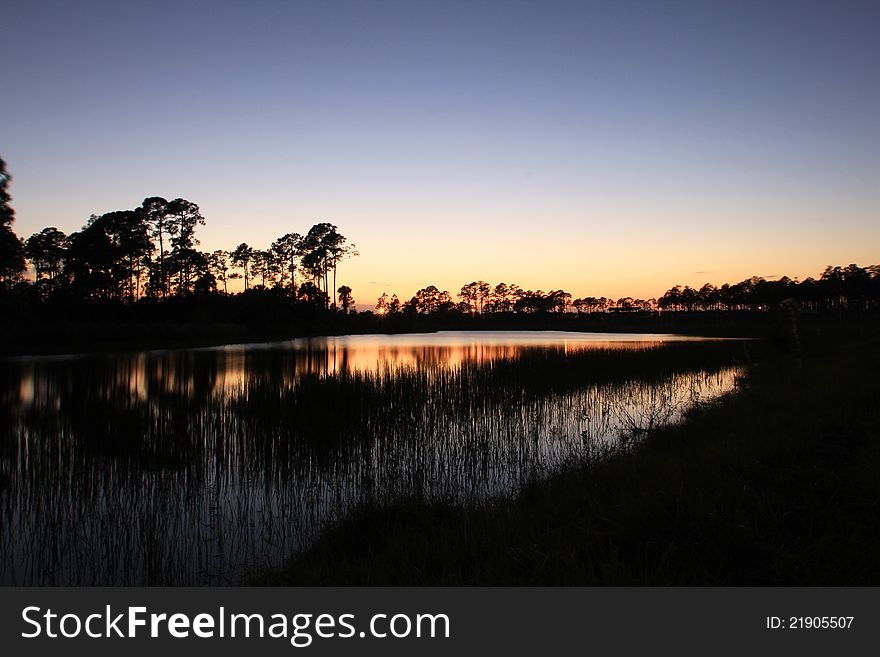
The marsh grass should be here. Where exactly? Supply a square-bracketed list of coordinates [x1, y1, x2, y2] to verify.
[255, 334, 880, 585]
[1, 338, 747, 584]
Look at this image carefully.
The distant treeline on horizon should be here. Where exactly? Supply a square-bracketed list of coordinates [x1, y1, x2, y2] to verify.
[375, 263, 880, 316]
[1, 157, 878, 317]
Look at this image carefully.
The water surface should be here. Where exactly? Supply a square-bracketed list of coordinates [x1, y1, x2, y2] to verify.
[1, 331, 743, 584]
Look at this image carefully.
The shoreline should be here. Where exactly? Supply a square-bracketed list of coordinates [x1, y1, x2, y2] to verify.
[251, 332, 880, 585]
[1, 308, 811, 357]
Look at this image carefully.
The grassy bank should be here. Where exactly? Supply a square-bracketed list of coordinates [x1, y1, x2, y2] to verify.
[254, 333, 880, 585]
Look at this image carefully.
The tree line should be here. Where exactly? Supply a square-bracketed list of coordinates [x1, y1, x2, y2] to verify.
[4, 157, 878, 319]
[374, 280, 663, 316]
[376, 283, 607, 315]
[656, 267, 880, 312]
[375, 266, 880, 317]
[0, 157, 357, 310]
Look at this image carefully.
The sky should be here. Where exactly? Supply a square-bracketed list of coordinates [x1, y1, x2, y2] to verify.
[3, 0, 879, 305]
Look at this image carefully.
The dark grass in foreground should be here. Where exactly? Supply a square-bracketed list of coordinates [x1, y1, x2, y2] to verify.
[253, 334, 880, 585]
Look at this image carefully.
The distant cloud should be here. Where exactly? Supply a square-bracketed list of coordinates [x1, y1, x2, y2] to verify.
[693, 271, 712, 275]
[367, 281, 393, 286]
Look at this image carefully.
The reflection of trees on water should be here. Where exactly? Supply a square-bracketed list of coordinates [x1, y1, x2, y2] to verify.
[11, 338, 681, 409]
[0, 341, 743, 585]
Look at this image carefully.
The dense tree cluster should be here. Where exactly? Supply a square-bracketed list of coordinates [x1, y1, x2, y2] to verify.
[225, 223, 356, 307]
[0, 157, 357, 309]
[0, 158, 26, 286]
[657, 267, 880, 312]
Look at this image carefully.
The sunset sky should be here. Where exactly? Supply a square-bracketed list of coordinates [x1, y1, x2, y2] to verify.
[4, 0, 879, 305]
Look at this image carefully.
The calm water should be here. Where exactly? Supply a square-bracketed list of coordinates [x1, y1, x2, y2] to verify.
[0, 331, 743, 585]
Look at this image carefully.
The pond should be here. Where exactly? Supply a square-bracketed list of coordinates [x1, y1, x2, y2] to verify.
[0, 331, 746, 585]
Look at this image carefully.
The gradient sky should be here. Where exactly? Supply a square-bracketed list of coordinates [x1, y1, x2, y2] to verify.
[4, 0, 879, 305]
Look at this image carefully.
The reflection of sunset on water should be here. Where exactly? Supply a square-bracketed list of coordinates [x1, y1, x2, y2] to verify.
[203, 331, 718, 391]
[2, 332, 744, 584]
[13, 332, 720, 407]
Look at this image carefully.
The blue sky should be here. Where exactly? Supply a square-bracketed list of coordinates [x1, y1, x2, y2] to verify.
[4, 0, 879, 301]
